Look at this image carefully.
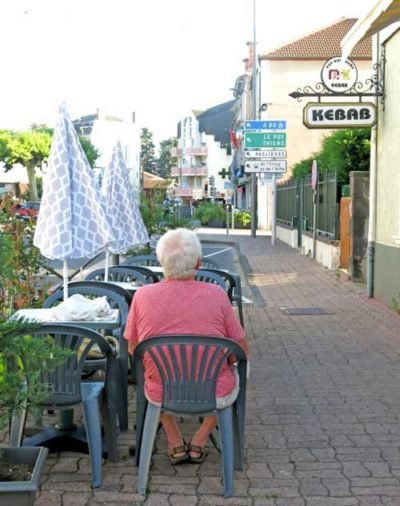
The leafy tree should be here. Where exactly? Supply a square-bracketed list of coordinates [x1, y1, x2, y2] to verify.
[0, 130, 51, 201]
[156, 137, 177, 178]
[0, 127, 99, 201]
[140, 128, 156, 174]
[291, 128, 371, 185]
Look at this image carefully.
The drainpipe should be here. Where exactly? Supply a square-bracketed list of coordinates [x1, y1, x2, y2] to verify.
[367, 33, 379, 297]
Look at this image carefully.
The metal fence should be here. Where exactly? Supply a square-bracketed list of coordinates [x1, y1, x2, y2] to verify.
[277, 171, 339, 240]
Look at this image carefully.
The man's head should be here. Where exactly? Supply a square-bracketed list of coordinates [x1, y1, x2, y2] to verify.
[156, 228, 202, 280]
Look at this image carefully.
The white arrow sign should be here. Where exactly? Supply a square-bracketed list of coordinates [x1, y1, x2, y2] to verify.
[244, 150, 287, 159]
[245, 160, 287, 173]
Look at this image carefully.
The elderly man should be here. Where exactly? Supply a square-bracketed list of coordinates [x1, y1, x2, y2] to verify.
[125, 228, 249, 464]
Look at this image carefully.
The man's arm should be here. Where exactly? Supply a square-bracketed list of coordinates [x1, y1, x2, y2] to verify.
[128, 340, 137, 355]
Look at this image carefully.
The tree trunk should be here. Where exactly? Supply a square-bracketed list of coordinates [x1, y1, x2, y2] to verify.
[26, 165, 38, 201]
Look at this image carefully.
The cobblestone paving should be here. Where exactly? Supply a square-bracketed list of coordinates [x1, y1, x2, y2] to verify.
[32, 233, 400, 505]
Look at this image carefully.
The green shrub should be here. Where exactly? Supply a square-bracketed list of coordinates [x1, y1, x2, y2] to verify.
[234, 210, 251, 228]
[194, 202, 226, 225]
[291, 128, 371, 184]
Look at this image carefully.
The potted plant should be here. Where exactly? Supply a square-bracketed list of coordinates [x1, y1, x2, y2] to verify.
[0, 318, 71, 505]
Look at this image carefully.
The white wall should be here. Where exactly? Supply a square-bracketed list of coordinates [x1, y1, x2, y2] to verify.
[203, 133, 232, 198]
[277, 225, 340, 270]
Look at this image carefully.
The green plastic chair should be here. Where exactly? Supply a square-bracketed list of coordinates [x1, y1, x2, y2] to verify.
[10, 324, 119, 488]
[85, 265, 160, 285]
[133, 335, 247, 497]
[199, 268, 244, 327]
[43, 281, 131, 430]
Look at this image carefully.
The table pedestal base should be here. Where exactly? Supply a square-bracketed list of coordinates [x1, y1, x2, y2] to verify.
[22, 425, 109, 458]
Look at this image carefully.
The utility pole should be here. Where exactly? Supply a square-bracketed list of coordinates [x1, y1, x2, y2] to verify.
[250, 0, 257, 238]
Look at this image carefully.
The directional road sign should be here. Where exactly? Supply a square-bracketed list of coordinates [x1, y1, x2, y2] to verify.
[244, 120, 287, 130]
[245, 160, 287, 173]
[244, 132, 286, 149]
[245, 150, 287, 159]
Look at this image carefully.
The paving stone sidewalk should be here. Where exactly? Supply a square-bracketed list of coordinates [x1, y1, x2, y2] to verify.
[34, 232, 400, 505]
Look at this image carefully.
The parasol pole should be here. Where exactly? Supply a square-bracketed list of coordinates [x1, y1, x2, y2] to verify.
[105, 249, 110, 280]
[63, 260, 69, 301]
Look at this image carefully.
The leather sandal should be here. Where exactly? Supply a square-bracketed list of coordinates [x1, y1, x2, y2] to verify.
[168, 443, 188, 465]
[187, 442, 208, 463]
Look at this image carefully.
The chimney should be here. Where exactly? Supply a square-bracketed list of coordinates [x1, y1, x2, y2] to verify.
[132, 111, 136, 123]
[245, 41, 255, 71]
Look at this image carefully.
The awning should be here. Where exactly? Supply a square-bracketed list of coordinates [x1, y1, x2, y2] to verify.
[341, 0, 400, 57]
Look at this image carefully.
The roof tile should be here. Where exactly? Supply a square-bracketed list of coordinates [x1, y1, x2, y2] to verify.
[260, 18, 371, 60]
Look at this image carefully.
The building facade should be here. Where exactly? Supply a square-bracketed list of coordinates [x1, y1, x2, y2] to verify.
[342, 0, 400, 306]
[171, 101, 234, 205]
[231, 19, 372, 231]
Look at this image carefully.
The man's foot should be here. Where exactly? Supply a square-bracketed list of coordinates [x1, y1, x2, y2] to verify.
[187, 442, 207, 463]
[168, 443, 188, 465]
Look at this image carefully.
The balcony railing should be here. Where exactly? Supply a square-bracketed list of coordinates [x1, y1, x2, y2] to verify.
[185, 147, 208, 156]
[174, 187, 206, 198]
[170, 148, 182, 157]
[171, 166, 208, 177]
[170, 146, 208, 157]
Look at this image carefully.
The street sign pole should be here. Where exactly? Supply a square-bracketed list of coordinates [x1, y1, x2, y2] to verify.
[251, 0, 257, 238]
[271, 174, 277, 246]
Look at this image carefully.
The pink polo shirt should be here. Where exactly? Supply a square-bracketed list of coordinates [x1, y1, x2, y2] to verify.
[124, 279, 246, 404]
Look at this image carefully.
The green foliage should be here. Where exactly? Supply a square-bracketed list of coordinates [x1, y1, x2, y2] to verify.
[140, 128, 156, 174]
[78, 135, 99, 168]
[291, 156, 316, 179]
[156, 137, 177, 178]
[0, 211, 50, 318]
[0, 318, 72, 428]
[194, 202, 226, 225]
[234, 210, 251, 228]
[0, 127, 99, 201]
[0, 130, 51, 171]
[291, 128, 371, 184]
[0, 129, 51, 201]
[139, 192, 165, 237]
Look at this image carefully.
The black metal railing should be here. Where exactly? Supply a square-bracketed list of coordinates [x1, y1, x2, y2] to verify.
[277, 171, 339, 240]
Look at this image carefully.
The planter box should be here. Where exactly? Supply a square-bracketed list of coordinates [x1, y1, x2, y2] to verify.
[0, 447, 48, 506]
[207, 220, 226, 228]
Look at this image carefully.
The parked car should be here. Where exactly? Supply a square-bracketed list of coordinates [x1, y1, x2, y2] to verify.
[14, 201, 40, 220]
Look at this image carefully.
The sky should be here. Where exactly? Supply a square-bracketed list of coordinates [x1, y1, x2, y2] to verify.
[0, 0, 378, 146]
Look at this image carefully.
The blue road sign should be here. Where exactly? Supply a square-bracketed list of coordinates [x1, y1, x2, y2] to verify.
[244, 120, 287, 130]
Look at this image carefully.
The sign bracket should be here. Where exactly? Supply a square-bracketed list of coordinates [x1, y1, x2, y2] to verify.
[289, 50, 386, 109]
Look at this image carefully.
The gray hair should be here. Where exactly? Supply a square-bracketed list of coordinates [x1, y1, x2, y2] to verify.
[156, 228, 202, 280]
